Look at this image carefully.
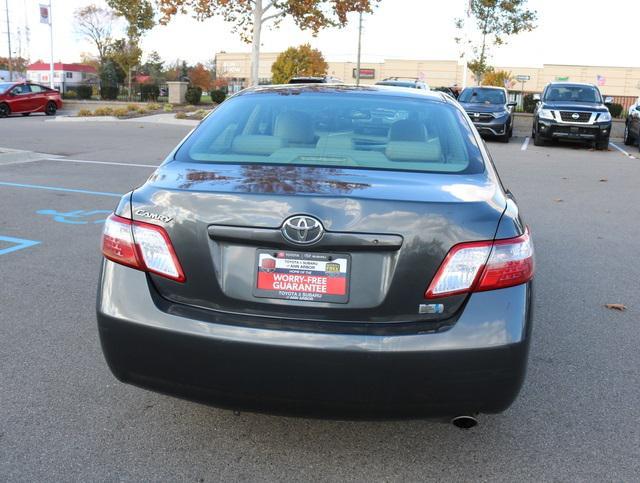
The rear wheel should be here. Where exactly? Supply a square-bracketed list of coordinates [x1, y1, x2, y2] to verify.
[623, 123, 634, 146]
[0, 103, 10, 118]
[45, 102, 57, 116]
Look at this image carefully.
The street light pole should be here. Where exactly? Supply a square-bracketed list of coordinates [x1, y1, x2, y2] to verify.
[356, 11, 362, 86]
[4, 0, 12, 81]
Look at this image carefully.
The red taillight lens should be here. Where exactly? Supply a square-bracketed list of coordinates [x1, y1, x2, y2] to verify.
[476, 231, 534, 292]
[102, 214, 138, 268]
[425, 228, 533, 299]
[102, 213, 185, 282]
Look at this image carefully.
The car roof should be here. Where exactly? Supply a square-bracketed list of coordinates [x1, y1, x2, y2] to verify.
[546, 82, 598, 88]
[238, 83, 447, 102]
[462, 85, 506, 91]
[375, 80, 424, 87]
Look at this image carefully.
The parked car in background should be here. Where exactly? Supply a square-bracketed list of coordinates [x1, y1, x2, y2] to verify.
[375, 77, 430, 90]
[432, 86, 458, 99]
[0, 81, 62, 117]
[532, 82, 612, 150]
[457, 86, 516, 143]
[97, 84, 534, 424]
[623, 97, 640, 150]
[288, 76, 343, 84]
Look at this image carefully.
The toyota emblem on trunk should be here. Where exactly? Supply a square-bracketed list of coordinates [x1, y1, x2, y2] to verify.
[282, 215, 324, 244]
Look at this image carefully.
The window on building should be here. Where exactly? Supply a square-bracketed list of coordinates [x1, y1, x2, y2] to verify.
[66, 72, 73, 79]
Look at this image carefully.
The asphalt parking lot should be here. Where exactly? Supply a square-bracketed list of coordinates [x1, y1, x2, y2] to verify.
[1, 114, 639, 481]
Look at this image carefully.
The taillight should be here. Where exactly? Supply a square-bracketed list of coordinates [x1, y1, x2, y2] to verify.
[102, 213, 185, 282]
[425, 229, 533, 298]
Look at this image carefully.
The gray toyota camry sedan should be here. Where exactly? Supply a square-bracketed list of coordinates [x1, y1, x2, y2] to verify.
[97, 84, 534, 425]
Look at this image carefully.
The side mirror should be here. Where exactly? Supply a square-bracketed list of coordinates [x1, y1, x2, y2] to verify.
[507, 102, 517, 108]
[8, 90, 16, 96]
[604, 96, 613, 105]
[532, 93, 541, 101]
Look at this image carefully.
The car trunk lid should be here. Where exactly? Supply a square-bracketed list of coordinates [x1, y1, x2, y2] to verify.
[130, 162, 506, 325]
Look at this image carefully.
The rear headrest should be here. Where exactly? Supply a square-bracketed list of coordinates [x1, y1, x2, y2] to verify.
[274, 111, 316, 144]
[231, 135, 284, 155]
[385, 140, 442, 162]
[388, 119, 427, 142]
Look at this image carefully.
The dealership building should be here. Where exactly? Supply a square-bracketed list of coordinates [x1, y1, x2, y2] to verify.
[215, 52, 640, 108]
[25, 62, 99, 93]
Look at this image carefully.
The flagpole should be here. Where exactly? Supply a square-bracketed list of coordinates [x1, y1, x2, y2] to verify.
[48, 0, 54, 89]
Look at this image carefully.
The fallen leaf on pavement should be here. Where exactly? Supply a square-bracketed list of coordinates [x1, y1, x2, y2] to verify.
[599, 178, 608, 182]
[604, 304, 626, 311]
[554, 198, 563, 202]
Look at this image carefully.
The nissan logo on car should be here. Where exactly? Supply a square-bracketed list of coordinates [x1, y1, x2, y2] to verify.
[281, 215, 324, 244]
[572, 112, 580, 120]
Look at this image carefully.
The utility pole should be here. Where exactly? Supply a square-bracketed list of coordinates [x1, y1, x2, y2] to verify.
[48, 1, 54, 89]
[461, 0, 471, 90]
[355, 11, 362, 86]
[23, 0, 31, 61]
[5, 0, 12, 81]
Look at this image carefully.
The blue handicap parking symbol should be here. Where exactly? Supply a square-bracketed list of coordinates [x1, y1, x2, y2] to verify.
[36, 209, 112, 225]
[0, 236, 40, 256]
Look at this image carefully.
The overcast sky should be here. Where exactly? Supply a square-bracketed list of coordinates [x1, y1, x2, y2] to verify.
[3, 0, 640, 68]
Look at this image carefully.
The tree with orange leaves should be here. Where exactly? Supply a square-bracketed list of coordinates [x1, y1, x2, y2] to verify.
[189, 63, 213, 91]
[156, 0, 380, 86]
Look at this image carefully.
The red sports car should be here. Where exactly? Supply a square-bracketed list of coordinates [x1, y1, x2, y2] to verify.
[0, 81, 63, 117]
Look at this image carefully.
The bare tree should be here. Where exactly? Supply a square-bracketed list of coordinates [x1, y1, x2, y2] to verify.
[74, 4, 116, 65]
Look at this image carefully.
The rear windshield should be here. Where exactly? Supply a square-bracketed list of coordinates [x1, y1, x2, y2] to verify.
[175, 90, 485, 175]
[544, 85, 601, 103]
[458, 88, 506, 104]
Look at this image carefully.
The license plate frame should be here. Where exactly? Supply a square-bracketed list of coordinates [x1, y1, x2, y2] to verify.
[253, 249, 350, 304]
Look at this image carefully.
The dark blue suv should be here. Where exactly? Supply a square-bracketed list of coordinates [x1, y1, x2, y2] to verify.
[458, 86, 516, 143]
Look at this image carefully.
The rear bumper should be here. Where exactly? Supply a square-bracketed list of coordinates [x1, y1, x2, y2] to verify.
[537, 119, 611, 142]
[97, 261, 533, 419]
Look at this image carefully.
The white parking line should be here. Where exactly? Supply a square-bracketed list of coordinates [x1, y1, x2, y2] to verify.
[46, 158, 159, 168]
[521, 137, 530, 151]
[609, 142, 637, 159]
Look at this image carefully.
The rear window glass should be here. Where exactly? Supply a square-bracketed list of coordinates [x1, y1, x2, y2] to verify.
[175, 90, 485, 175]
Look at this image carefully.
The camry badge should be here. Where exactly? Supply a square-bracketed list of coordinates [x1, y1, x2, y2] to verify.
[281, 215, 324, 245]
[135, 209, 173, 223]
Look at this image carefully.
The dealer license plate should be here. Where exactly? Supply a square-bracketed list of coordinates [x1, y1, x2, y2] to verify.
[254, 250, 350, 303]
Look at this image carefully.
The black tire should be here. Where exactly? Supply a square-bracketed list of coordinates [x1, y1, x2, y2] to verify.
[22, 112, 31, 117]
[509, 125, 514, 138]
[595, 140, 609, 150]
[45, 102, 57, 116]
[533, 133, 547, 146]
[499, 132, 510, 143]
[623, 123, 634, 146]
[0, 102, 10, 118]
